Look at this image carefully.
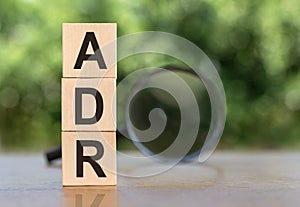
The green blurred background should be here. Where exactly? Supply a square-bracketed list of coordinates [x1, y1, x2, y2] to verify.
[0, 0, 300, 152]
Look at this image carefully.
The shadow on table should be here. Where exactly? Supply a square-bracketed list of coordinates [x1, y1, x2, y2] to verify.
[63, 186, 117, 207]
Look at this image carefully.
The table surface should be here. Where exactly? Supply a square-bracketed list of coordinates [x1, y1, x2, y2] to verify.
[1, 151, 300, 207]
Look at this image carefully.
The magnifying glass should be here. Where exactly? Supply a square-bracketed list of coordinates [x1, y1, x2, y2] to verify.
[46, 32, 226, 166]
[46, 65, 211, 164]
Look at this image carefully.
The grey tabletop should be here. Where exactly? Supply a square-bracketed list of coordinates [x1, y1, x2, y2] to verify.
[1, 151, 300, 207]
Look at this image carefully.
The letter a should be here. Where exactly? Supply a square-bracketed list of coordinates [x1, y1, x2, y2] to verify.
[74, 32, 107, 69]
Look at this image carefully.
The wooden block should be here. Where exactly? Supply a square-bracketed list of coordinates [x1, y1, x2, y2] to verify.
[63, 23, 116, 78]
[62, 131, 116, 186]
[63, 186, 116, 207]
[62, 78, 116, 131]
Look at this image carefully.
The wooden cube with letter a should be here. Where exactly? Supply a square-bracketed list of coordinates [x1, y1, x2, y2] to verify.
[62, 132, 116, 186]
[62, 23, 117, 186]
[63, 23, 116, 78]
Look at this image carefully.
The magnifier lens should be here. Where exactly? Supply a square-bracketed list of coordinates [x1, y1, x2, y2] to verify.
[125, 67, 211, 162]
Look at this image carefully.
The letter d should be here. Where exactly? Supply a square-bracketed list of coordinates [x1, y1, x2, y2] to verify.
[75, 88, 104, 125]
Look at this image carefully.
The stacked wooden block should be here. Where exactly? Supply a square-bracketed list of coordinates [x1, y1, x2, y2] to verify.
[62, 23, 117, 186]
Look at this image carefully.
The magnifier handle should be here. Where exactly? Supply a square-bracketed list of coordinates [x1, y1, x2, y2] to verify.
[45, 146, 61, 164]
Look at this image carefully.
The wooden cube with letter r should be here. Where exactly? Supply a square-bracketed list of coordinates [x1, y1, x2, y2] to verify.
[62, 132, 116, 186]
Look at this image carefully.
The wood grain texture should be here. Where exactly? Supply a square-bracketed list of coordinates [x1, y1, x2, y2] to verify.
[62, 131, 116, 186]
[1, 152, 300, 206]
[63, 23, 116, 78]
[61, 78, 116, 131]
